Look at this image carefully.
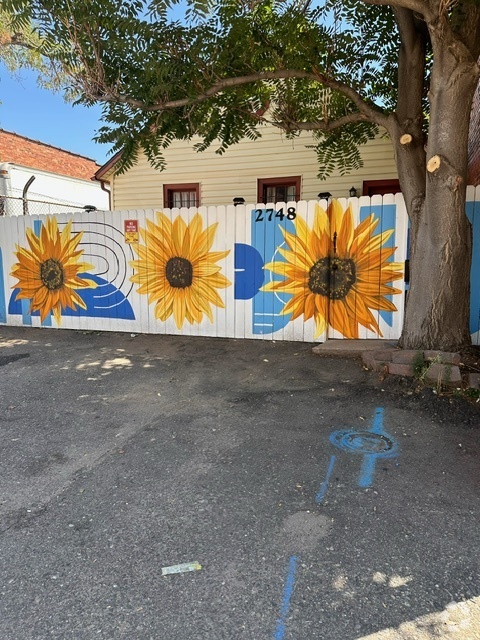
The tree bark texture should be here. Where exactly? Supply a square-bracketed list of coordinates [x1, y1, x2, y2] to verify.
[399, 42, 479, 350]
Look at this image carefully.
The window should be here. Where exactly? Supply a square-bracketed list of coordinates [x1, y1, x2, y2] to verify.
[362, 179, 401, 197]
[257, 176, 301, 204]
[163, 183, 200, 208]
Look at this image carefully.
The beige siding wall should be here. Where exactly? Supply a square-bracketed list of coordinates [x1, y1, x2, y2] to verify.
[110, 126, 398, 210]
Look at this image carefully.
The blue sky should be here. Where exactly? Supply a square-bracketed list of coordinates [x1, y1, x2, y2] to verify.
[0, 63, 113, 166]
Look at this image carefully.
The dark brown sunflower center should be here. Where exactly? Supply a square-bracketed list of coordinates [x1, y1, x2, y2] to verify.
[165, 257, 193, 288]
[40, 258, 64, 291]
[308, 257, 356, 300]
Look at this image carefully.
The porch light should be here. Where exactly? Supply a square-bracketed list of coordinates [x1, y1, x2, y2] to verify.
[349, 186, 358, 198]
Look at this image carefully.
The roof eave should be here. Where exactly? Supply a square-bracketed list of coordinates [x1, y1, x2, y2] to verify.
[94, 149, 123, 181]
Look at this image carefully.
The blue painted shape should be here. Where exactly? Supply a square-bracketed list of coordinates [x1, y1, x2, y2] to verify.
[234, 243, 264, 300]
[329, 407, 399, 489]
[370, 406, 384, 434]
[359, 204, 397, 326]
[251, 210, 296, 335]
[467, 200, 480, 335]
[21, 298, 32, 325]
[9, 274, 135, 320]
[315, 454, 336, 504]
[274, 555, 298, 640]
[358, 454, 378, 489]
[0, 249, 6, 323]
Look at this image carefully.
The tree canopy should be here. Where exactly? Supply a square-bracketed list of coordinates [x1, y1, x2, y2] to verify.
[0, 7, 68, 94]
[2, 1, 479, 177]
[0, 2, 437, 170]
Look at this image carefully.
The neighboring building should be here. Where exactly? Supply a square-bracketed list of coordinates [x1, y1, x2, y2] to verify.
[0, 129, 109, 215]
[94, 125, 400, 210]
[468, 80, 480, 186]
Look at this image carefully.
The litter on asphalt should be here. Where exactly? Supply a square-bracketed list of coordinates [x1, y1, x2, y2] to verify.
[161, 562, 202, 576]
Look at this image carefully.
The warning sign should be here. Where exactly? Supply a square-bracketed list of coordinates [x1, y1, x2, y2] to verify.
[124, 219, 139, 243]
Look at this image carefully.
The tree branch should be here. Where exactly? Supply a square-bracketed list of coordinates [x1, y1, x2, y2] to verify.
[310, 68, 389, 128]
[0, 31, 37, 51]
[272, 111, 369, 132]
[83, 70, 320, 108]
[455, 2, 480, 61]
[393, 6, 426, 127]
[81, 66, 390, 129]
[361, 0, 433, 21]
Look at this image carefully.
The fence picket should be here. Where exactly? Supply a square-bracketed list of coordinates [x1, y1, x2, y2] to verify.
[469, 185, 480, 345]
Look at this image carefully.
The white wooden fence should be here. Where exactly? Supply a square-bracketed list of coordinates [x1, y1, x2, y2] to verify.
[0, 191, 477, 344]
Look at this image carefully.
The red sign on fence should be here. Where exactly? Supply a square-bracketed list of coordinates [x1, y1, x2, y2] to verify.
[124, 219, 139, 243]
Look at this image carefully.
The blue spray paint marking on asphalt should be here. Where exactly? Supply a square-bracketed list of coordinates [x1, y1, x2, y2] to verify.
[358, 408, 386, 488]
[315, 454, 336, 504]
[274, 555, 298, 640]
[370, 407, 384, 434]
[358, 454, 378, 489]
[328, 407, 399, 490]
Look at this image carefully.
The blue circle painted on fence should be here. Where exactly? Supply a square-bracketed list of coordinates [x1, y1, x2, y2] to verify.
[330, 430, 398, 456]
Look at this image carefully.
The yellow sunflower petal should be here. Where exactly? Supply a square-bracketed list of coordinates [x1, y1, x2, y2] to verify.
[172, 215, 188, 257]
[337, 205, 354, 255]
[52, 305, 62, 325]
[328, 199, 345, 237]
[172, 290, 187, 329]
[304, 292, 316, 320]
[314, 312, 328, 338]
[189, 222, 219, 262]
[313, 204, 329, 238]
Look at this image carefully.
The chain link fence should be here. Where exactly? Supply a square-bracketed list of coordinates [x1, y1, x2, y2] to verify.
[0, 196, 99, 217]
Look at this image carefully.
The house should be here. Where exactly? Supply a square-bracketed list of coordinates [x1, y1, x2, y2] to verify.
[94, 125, 400, 209]
[0, 129, 109, 216]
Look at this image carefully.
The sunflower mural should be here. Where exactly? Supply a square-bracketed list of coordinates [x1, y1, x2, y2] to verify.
[11, 218, 97, 324]
[130, 212, 231, 329]
[262, 200, 403, 339]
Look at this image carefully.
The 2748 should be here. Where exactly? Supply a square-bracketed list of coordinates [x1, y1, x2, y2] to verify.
[254, 207, 296, 222]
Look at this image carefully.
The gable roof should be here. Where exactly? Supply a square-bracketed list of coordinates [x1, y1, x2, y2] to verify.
[0, 129, 101, 181]
[94, 149, 122, 181]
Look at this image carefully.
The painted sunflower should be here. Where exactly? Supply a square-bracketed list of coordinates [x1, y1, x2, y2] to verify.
[262, 200, 403, 338]
[11, 217, 96, 324]
[130, 212, 231, 329]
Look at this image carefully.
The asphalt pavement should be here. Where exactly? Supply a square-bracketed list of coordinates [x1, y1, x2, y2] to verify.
[0, 326, 479, 640]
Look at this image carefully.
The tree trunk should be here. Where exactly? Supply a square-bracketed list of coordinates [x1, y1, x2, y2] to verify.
[399, 46, 479, 351]
[400, 188, 472, 350]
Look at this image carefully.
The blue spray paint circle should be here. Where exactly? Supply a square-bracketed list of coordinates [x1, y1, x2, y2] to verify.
[329, 430, 398, 457]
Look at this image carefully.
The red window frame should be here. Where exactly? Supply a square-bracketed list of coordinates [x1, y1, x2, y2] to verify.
[257, 176, 301, 203]
[362, 179, 401, 197]
[163, 183, 200, 208]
